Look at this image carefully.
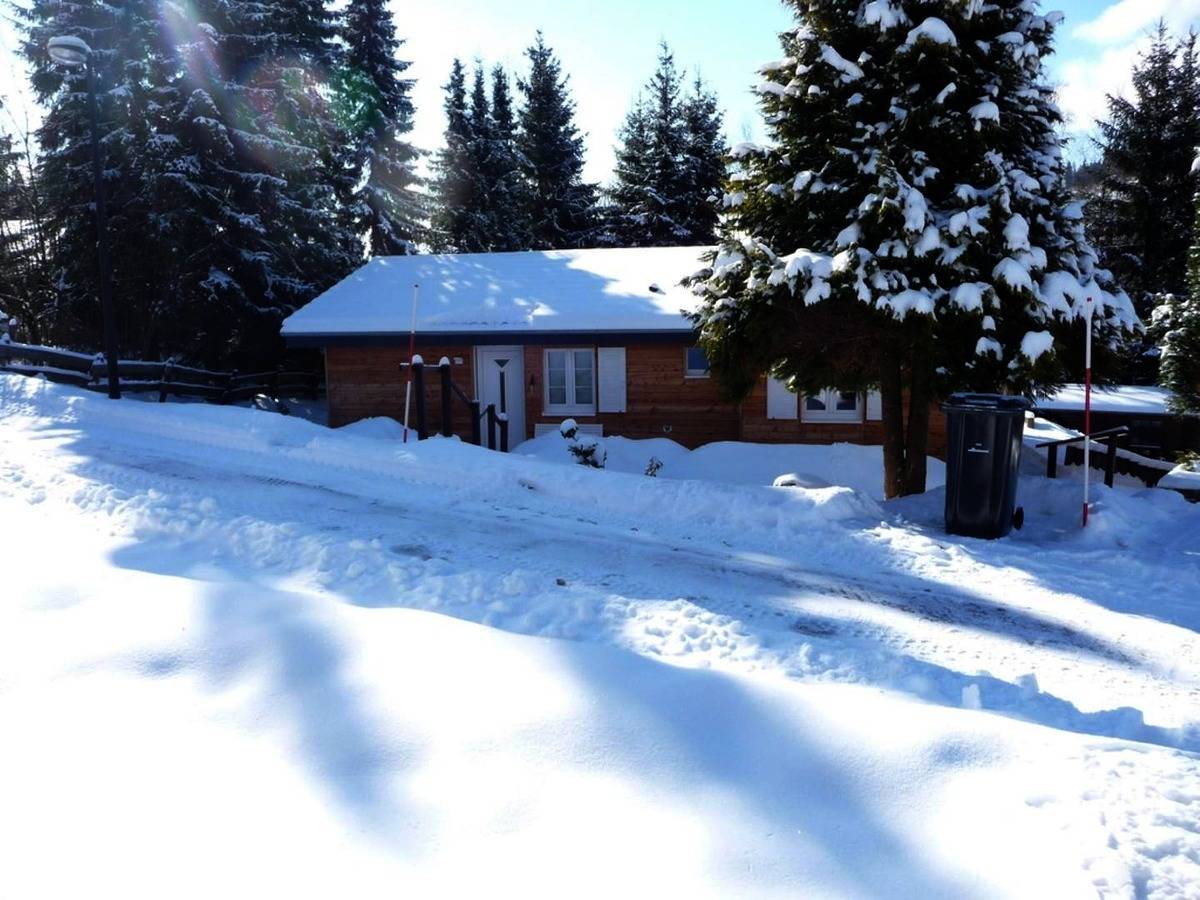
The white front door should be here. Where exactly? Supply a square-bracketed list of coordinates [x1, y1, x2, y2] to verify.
[475, 346, 525, 448]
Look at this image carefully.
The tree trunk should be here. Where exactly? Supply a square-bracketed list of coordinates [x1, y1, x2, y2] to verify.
[879, 346, 907, 499]
[901, 340, 933, 497]
[878, 340, 933, 499]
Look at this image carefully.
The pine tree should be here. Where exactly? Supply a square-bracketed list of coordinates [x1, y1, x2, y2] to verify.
[679, 74, 727, 243]
[691, 0, 1138, 497]
[516, 32, 598, 249]
[20, 0, 167, 355]
[0, 118, 56, 345]
[1152, 197, 1200, 414]
[431, 60, 503, 252]
[488, 65, 531, 250]
[1080, 26, 1200, 383]
[19, 0, 360, 366]
[1086, 25, 1200, 313]
[609, 96, 655, 244]
[609, 44, 688, 246]
[157, 0, 359, 365]
[338, 0, 423, 256]
[609, 45, 727, 247]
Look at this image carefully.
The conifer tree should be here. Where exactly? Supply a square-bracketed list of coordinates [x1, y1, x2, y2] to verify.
[338, 0, 423, 256]
[164, 0, 358, 364]
[431, 59, 488, 251]
[488, 65, 531, 250]
[691, 0, 1138, 497]
[1086, 25, 1200, 314]
[679, 74, 727, 243]
[609, 45, 727, 246]
[21, 0, 166, 355]
[20, 0, 360, 365]
[516, 32, 598, 249]
[1152, 197, 1200, 414]
[609, 44, 688, 246]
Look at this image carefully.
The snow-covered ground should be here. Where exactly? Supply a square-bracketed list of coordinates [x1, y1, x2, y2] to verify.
[2, 374, 1198, 898]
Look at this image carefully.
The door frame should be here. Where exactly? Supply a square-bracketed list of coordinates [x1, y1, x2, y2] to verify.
[474, 345, 525, 447]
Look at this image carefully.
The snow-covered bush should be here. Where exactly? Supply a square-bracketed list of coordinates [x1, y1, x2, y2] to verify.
[567, 435, 605, 469]
[557, 419, 605, 468]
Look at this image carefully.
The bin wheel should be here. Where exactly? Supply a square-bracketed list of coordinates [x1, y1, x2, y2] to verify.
[1012, 506, 1025, 531]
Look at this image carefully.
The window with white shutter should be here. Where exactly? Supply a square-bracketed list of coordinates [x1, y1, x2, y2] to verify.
[597, 347, 627, 413]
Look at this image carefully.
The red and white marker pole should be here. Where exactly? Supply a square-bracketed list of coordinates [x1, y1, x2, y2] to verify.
[402, 283, 419, 444]
[1081, 296, 1094, 527]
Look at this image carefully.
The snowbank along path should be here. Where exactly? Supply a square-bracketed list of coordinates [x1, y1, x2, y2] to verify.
[1, 375, 1198, 899]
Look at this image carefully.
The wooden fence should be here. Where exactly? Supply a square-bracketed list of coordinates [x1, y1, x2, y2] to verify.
[0, 337, 321, 407]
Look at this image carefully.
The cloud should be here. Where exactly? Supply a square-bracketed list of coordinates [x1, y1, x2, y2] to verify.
[1055, 39, 1145, 133]
[1074, 0, 1200, 45]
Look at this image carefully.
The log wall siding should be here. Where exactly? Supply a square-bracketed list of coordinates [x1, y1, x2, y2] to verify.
[325, 345, 475, 434]
[739, 379, 949, 458]
[524, 343, 741, 448]
[325, 343, 948, 458]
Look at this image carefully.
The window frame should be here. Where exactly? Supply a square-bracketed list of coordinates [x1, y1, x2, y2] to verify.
[543, 347, 597, 416]
[801, 388, 863, 423]
[684, 345, 711, 379]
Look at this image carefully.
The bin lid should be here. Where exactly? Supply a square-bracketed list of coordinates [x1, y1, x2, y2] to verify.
[942, 393, 1031, 412]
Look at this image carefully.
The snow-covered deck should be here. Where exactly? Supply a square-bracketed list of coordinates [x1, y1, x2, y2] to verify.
[281, 246, 712, 341]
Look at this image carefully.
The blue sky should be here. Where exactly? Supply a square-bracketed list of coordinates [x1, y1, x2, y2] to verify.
[3, 1, 1200, 181]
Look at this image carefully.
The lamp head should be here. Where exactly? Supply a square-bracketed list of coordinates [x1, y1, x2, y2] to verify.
[47, 36, 92, 68]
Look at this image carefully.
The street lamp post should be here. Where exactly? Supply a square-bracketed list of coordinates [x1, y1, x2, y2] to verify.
[47, 35, 120, 399]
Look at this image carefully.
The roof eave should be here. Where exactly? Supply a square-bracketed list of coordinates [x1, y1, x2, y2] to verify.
[282, 327, 699, 349]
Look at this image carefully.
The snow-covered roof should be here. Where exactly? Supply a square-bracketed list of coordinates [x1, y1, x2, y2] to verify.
[1034, 384, 1173, 415]
[282, 246, 712, 340]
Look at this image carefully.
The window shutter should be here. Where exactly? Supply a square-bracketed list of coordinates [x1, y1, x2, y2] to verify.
[866, 391, 882, 421]
[597, 347, 627, 413]
[766, 376, 798, 420]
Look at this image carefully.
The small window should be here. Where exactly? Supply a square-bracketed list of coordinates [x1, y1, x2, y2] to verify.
[544, 348, 596, 415]
[802, 388, 861, 422]
[685, 346, 710, 378]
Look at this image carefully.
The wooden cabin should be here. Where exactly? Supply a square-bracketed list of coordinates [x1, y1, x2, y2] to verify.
[281, 246, 946, 454]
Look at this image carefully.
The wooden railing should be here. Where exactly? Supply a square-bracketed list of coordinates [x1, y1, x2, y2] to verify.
[0, 338, 321, 408]
[400, 357, 508, 451]
[1034, 426, 1129, 487]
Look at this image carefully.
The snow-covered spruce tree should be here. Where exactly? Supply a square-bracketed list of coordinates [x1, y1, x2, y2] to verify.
[609, 46, 727, 247]
[0, 116, 57, 345]
[20, 0, 167, 355]
[690, 0, 1138, 498]
[151, 0, 359, 366]
[488, 65, 533, 250]
[609, 44, 689, 246]
[337, 0, 423, 256]
[679, 74, 728, 244]
[1152, 194, 1200, 415]
[431, 59, 488, 251]
[1085, 26, 1200, 314]
[516, 32, 599, 250]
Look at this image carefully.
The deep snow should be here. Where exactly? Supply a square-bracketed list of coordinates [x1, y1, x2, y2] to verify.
[1, 374, 1198, 898]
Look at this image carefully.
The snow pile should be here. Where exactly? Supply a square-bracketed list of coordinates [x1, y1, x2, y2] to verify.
[516, 431, 946, 500]
[1159, 461, 1200, 491]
